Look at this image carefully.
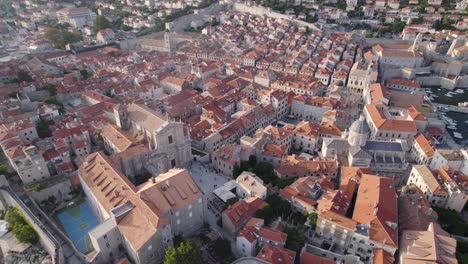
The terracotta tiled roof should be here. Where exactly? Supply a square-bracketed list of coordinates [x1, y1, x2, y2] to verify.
[339, 167, 373, 200]
[79, 152, 163, 250]
[257, 245, 296, 264]
[413, 165, 448, 195]
[400, 223, 457, 264]
[223, 197, 267, 229]
[365, 104, 417, 133]
[387, 77, 421, 89]
[258, 227, 287, 244]
[373, 248, 395, 264]
[291, 121, 320, 139]
[407, 105, 427, 121]
[414, 133, 435, 158]
[262, 143, 288, 158]
[352, 174, 398, 248]
[100, 124, 135, 152]
[301, 251, 334, 264]
[264, 125, 292, 141]
[237, 225, 258, 243]
[398, 184, 438, 231]
[275, 156, 338, 177]
[320, 210, 357, 230]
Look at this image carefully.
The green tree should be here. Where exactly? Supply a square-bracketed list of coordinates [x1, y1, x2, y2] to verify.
[41, 84, 56, 96]
[6, 207, 27, 227]
[391, 19, 406, 33]
[8, 91, 19, 98]
[378, 14, 385, 24]
[163, 246, 178, 264]
[308, 212, 318, 228]
[93, 15, 111, 32]
[163, 240, 203, 264]
[36, 118, 52, 138]
[248, 155, 257, 167]
[5, 207, 39, 244]
[226, 197, 239, 207]
[457, 241, 468, 264]
[119, 23, 132, 31]
[417, 0, 428, 12]
[434, 207, 468, 236]
[272, 177, 296, 188]
[44, 96, 64, 113]
[266, 194, 291, 217]
[254, 205, 276, 224]
[44, 28, 82, 49]
[212, 238, 232, 260]
[17, 70, 33, 82]
[232, 164, 242, 178]
[253, 162, 275, 183]
[173, 234, 183, 248]
[13, 224, 39, 244]
[433, 17, 455, 30]
[0, 164, 10, 176]
[80, 69, 89, 80]
[284, 225, 306, 252]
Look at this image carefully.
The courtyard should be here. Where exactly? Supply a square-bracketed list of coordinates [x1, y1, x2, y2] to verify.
[53, 200, 99, 253]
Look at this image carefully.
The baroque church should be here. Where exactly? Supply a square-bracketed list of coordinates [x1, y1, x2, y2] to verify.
[113, 103, 192, 177]
[322, 115, 408, 174]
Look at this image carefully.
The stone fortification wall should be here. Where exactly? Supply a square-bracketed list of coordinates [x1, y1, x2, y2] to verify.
[232, 3, 321, 31]
[0, 188, 63, 264]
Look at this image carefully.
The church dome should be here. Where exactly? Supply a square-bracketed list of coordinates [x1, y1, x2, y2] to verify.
[350, 115, 369, 135]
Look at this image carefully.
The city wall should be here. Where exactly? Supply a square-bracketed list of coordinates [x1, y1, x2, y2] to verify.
[0, 187, 63, 264]
[166, 3, 229, 32]
[28, 180, 72, 203]
[417, 76, 468, 90]
[365, 38, 412, 46]
[232, 3, 321, 31]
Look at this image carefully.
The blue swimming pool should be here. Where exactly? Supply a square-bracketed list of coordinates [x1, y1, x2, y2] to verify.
[54, 201, 99, 253]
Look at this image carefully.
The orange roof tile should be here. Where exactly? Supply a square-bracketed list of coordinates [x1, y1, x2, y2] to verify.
[365, 104, 417, 133]
[257, 245, 296, 264]
[414, 133, 435, 158]
[320, 210, 357, 230]
[258, 227, 287, 244]
[352, 174, 398, 248]
[223, 197, 267, 229]
[301, 252, 335, 264]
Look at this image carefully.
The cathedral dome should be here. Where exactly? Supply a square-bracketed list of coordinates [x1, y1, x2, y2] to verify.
[350, 115, 369, 135]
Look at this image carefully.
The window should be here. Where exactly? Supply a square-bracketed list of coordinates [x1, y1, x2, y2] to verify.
[168, 135, 173, 144]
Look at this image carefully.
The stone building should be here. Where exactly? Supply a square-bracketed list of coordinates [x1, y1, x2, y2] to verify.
[346, 61, 378, 96]
[322, 115, 408, 175]
[78, 152, 204, 264]
[114, 103, 192, 175]
[407, 165, 468, 213]
[6, 145, 50, 184]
